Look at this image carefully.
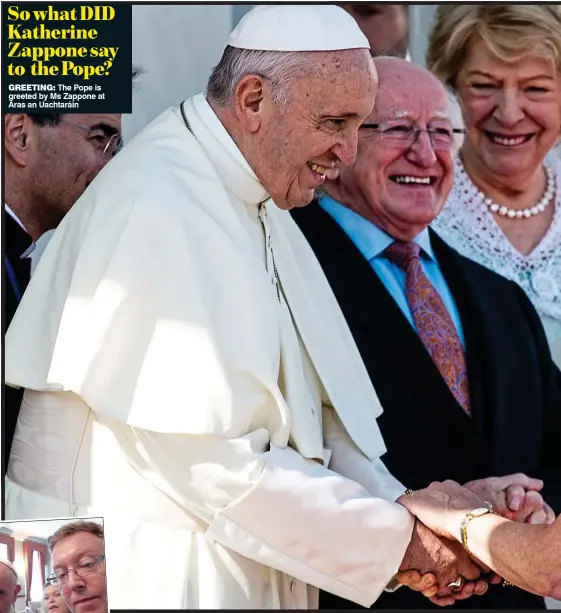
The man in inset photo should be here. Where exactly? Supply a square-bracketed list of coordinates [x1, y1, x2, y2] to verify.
[47, 522, 107, 613]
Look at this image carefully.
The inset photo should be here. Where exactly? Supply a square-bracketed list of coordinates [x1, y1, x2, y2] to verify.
[0, 517, 107, 613]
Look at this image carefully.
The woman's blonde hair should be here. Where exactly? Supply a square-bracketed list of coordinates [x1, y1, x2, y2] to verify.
[427, 5, 561, 88]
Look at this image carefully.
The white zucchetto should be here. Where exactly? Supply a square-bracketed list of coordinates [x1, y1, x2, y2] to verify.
[228, 4, 370, 52]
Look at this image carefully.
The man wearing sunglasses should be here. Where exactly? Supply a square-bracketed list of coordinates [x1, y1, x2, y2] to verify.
[292, 57, 561, 610]
[47, 522, 107, 613]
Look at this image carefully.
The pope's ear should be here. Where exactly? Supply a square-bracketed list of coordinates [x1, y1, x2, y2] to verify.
[234, 74, 268, 133]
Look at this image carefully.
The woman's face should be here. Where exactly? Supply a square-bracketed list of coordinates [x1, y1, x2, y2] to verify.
[456, 38, 561, 183]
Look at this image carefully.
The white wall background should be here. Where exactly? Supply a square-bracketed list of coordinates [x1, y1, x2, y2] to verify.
[122, 4, 234, 142]
[409, 4, 436, 67]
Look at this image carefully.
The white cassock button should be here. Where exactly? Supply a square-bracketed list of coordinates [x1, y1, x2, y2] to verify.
[290, 579, 296, 592]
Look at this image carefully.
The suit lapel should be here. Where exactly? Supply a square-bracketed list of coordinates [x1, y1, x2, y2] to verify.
[292, 203, 480, 454]
[430, 230, 498, 459]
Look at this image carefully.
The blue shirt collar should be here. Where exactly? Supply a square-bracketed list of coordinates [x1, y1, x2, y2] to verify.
[318, 193, 435, 263]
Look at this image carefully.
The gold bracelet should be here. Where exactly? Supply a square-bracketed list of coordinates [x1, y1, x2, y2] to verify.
[404, 488, 414, 496]
[460, 507, 495, 556]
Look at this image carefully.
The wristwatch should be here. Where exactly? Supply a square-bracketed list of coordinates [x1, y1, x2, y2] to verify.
[460, 507, 494, 555]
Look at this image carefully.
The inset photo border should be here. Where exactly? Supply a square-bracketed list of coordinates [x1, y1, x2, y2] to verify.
[0, 516, 107, 613]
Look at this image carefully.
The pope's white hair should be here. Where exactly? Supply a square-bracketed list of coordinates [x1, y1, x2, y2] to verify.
[206, 45, 311, 107]
[0, 560, 19, 584]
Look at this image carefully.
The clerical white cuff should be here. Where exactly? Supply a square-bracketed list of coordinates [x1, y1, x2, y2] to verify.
[205, 444, 414, 607]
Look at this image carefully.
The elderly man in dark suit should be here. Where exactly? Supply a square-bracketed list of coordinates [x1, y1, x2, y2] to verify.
[291, 57, 561, 610]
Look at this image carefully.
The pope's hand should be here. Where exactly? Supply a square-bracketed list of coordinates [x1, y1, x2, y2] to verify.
[394, 570, 491, 608]
[394, 570, 438, 598]
[463, 474, 555, 524]
[398, 518, 486, 605]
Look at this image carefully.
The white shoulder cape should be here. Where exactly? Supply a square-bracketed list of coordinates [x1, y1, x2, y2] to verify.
[5, 97, 387, 462]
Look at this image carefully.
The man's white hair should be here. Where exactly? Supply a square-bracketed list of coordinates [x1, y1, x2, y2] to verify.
[206, 45, 311, 107]
[445, 85, 465, 153]
[373, 56, 466, 155]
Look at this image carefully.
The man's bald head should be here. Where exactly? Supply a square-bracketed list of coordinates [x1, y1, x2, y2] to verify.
[373, 56, 449, 118]
[0, 562, 21, 613]
[326, 55, 458, 241]
[373, 57, 464, 148]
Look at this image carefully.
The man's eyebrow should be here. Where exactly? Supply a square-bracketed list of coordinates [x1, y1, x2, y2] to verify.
[380, 110, 415, 121]
[89, 123, 119, 136]
[320, 112, 361, 120]
[377, 111, 451, 122]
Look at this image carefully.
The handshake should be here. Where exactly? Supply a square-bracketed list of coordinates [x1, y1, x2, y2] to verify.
[390, 473, 555, 606]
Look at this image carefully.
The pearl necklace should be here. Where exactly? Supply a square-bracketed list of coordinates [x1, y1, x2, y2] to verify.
[462, 164, 556, 220]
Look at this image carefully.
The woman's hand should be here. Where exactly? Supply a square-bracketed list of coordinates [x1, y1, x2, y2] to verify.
[396, 480, 488, 542]
[463, 474, 554, 524]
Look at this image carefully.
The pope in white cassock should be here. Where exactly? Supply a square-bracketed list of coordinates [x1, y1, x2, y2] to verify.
[4, 5, 462, 609]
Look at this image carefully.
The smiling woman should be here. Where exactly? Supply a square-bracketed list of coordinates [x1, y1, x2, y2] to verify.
[427, 5, 561, 367]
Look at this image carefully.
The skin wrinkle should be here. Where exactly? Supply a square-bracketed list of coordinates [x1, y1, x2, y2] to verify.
[325, 57, 455, 241]
[211, 48, 377, 210]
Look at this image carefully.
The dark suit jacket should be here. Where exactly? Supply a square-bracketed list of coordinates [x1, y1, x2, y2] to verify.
[292, 201, 561, 610]
[4, 209, 31, 474]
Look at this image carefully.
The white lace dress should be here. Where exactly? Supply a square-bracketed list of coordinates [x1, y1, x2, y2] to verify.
[432, 152, 561, 368]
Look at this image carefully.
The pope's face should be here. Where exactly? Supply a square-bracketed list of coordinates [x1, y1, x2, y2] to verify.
[0, 565, 19, 613]
[251, 49, 377, 210]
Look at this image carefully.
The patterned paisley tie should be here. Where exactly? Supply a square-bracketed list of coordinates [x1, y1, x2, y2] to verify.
[385, 241, 471, 416]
